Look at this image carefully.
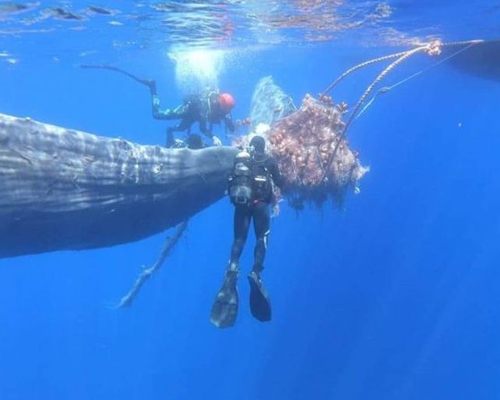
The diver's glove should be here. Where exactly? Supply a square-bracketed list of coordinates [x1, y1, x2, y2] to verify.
[173, 139, 185, 148]
[212, 135, 222, 147]
[236, 118, 251, 127]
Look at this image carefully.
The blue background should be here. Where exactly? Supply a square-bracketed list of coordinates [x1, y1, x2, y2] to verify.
[1, 7, 500, 400]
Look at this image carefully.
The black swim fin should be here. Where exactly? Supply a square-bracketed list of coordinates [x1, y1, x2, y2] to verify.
[80, 64, 156, 92]
[210, 263, 239, 328]
[248, 271, 272, 322]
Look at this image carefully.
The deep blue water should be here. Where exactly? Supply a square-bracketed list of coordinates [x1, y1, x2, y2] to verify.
[1, 1, 500, 399]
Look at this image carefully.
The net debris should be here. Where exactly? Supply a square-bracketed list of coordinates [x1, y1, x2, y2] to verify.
[238, 90, 368, 209]
[269, 94, 368, 206]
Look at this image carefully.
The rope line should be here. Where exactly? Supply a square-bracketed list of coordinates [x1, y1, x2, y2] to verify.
[355, 42, 478, 120]
[318, 39, 483, 185]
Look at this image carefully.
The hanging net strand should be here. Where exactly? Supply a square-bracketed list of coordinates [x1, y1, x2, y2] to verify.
[115, 220, 189, 308]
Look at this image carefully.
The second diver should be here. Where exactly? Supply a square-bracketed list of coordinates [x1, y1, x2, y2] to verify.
[147, 80, 236, 148]
[80, 64, 236, 148]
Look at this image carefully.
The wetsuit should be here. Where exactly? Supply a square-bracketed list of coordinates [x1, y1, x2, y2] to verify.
[151, 90, 235, 147]
[229, 152, 283, 273]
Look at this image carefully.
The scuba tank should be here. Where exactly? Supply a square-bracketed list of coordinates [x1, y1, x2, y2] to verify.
[228, 149, 275, 205]
[228, 150, 253, 205]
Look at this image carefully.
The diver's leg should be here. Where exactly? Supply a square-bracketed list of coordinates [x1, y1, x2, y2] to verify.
[151, 94, 189, 120]
[210, 205, 250, 328]
[166, 120, 192, 148]
[147, 80, 157, 95]
[229, 205, 251, 266]
[248, 201, 272, 322]
[166, 127, 175, 148]
[252, 201, 271, 273]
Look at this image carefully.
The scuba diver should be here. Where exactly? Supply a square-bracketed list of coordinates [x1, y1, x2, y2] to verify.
[211, 135, 284, 328]
[147, 80, 236, 148]
[80, 65, 236, 148]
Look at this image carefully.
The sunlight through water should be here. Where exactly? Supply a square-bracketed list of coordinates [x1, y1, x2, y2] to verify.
[168, 48, 227, 91]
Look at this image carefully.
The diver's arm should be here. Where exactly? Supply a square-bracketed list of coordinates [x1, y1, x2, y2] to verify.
[268, 158, 284, 189]
[199, 118, 211, 137]
[224, 114, 236, 133]
[151, 95, 172, 120]
[149, 82, 168, 120]
[199, 119, 222, 146]
[151, 91, 186, 120]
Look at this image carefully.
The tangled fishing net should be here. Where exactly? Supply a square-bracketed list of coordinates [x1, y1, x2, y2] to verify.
[238, 77, 368, 208]
[237, 40, 483, 209]
[268, 94, 368, 206]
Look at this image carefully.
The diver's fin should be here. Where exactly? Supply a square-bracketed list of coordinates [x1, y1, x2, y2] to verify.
[210, 263, 239, 328]
[248, 271, 272, 322]
[80, 64, 155, 90]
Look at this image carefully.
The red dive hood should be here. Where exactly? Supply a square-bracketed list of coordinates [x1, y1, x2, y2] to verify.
[218, 93, 235, 112]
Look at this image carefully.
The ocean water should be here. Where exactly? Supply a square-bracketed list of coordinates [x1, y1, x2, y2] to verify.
[1, 1, 500, 399]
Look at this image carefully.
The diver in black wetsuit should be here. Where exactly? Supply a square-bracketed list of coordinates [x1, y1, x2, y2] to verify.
[228, 136, 283, 276]
[80, 64, 236, 148]
[211, 135, 284, 328]
[147, 81, 236, 148]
